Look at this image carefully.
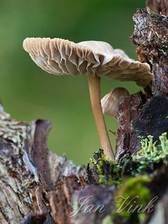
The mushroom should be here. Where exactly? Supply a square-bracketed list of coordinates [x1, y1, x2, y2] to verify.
[101, 88, 130, 118]
[101, 88, 146, 160]
[23, 38, 153, 160]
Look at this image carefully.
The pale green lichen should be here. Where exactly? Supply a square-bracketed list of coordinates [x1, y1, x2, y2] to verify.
[89, 133, 168, 186]
[88, 133, 168, 223]
[133, 133, 168, 163]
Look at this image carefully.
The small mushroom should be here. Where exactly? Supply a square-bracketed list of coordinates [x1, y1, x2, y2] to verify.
[101, 88, 130, 161]
[101, 88, 130, 118]
[23, 38, 153, 160]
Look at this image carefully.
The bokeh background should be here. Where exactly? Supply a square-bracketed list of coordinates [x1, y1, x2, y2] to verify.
[0, 0, 145, 164]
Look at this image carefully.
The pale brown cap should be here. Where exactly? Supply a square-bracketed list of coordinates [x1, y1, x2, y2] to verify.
[23, 38, 153, 86]
[101, 88, 130, 117]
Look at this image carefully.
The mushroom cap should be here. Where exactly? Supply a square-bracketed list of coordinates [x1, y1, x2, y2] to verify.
[101, 88, 130, 117]
[23, 38, 153, 86]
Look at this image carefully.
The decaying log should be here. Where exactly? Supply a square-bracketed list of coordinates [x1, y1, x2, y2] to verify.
[0, 102, 117, 224]
[0, 105, 88, 223]
[116, 0, 168, 160]
[0, 104, 116, 224]
[131, 1, 168, 223]
[132, 3, 168, 95]
[71, 185, 115, 224]
[114, 1, 168, 222]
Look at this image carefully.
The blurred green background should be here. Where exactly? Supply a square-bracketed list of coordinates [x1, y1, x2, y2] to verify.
[0, 0, 145, 164]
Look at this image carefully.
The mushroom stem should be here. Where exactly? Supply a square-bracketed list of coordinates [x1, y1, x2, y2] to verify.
[88, 75, 114, 160]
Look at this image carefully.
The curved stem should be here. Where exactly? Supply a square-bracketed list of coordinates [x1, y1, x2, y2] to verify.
[88, 75, 114, 160]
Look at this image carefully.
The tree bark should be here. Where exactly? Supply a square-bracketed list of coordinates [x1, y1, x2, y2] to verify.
[0, 105, 87, 224]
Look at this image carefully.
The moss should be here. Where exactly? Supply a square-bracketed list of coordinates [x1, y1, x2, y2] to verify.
[88, 149, 122, 185]
[113, 175, 151, 222]
[89, 133, 168, 186]
[87, 133, 168, 223]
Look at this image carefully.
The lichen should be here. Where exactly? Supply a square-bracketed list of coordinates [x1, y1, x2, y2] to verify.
[135, 133, 168, 160]
[87, 133, 168, 223]
[88, 132, 168, 187]
[132, 133, 168, 174]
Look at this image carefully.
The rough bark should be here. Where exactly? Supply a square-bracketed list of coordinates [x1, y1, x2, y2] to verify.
[147, 0, 168, 16]
[115, 91, 148, 160]
[0, 105, 87, 224]
[115, 0, 168, 160]
[132, 3, 168, 95]
[0, 105, 115, 224]
[132, 1, 168, 223]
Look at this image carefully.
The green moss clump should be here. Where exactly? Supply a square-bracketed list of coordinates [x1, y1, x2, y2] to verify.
[87, 133, 168, 223]
[88, 149, 122, 185]
[88, 133, 168, 186]
[113, 175, 151, 222]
